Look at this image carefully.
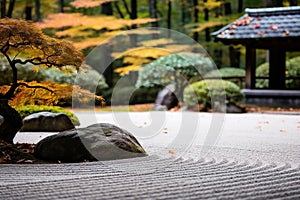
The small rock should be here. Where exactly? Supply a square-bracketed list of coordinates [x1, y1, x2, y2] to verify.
[34, 123, 147, 162]
[152, 105, 168, 111]
[153, 84, 178, 110]
[0, 115, 3, 126]
[226, 103, 246, 113]
[20, 112, 75, 132]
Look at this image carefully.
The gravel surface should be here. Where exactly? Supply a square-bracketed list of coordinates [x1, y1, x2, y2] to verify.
[6, 111, 300, 199]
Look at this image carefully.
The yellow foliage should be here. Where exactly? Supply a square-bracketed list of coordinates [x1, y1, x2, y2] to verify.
[123, 57, 151, 65]
[56, 26, 96, 38]
[195, 0, 222, 11]
[125, 29, 161, 35]
[38, 13, 156, 30]
[115, 56, 152, 76]
[139, 38, 174, 47]
[113, 48, 171, 76]
[163, 45, 192, 53]
[115, 65, 142, 76]
[72, 31, 122, 50]
[113, 47, 170, 59]
[193, 21, 223, 32]
[70, 0, 116, 8]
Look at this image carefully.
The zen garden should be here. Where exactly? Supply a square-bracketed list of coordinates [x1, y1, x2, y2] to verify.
[1, 0, 300, 199]
[0, 0, 299, 176]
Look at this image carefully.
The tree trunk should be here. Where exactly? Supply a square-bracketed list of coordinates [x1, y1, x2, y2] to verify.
[167, 0, 172, 30]
[205, 28, 210, 42]
[58, 0, 64, 13]
[25, 5, 32, 20]
[193, 0, 199, 41]
[263, 0, 283, 7]
[224, 2, 232, 15]
[238, 0, 243, 13]
[1, 0, 6, 18]
[7, 0, 14, 18]
[204, 8, 209, 21]
[181, 0, 187, 26]
[130, 0, 138, 43]
[149, 0, 158, 27]
[34, 0, 41, 21]
[101, 2, 113, 15]
[130, 0, 137, 21]
[0, 100, 23, 143]
[130, 0, 137, 19]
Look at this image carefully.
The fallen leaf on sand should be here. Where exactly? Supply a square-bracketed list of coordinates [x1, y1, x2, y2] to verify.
[168, 150, 176, 155]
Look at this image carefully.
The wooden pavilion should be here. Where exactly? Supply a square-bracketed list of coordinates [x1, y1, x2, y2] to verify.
[212, 6, 300, 107]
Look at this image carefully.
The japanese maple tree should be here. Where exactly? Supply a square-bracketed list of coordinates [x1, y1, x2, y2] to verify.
[0, 18, 84, 143]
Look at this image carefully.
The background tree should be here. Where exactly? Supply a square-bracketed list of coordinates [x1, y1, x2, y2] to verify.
[149, 0, 158, 27]
[193, 0, 199, 41]
[1, 0, 6, 18]
[34, 0, 41, 21]
[58, 0, 64, 12]
[7, 0, 15, 18]
[101, 2, 113, 15]
[167, 0, 172, 30]
[0, 18, 84, 143]
[136, 53, 215, 100]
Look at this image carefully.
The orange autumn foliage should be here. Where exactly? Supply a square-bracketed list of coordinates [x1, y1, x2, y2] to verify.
[0, 81, 104, 107]
[37, 13, 156, 31]
[0, 18, 84, 69]
[71, 0, 116, 9]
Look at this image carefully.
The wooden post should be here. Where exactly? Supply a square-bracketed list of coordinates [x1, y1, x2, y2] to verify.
[269, 48, 286, 89]
[245, 46, 256, 89]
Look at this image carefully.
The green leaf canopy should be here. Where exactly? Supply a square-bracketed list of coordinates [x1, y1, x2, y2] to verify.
[136, 53, 215, 88]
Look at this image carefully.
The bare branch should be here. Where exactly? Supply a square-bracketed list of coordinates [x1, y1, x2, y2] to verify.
[13, 57, 63, 68]
[17, 82, 54, 93]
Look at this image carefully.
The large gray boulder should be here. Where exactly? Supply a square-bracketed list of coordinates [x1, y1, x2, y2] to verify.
[20, 112, 75, 132]
[34, 123, 147, 162]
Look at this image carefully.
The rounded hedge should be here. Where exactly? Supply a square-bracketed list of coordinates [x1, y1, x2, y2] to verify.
[256, 56, 300, 89]
[204, 67, 245, 78]
[16, 105, 80, 126]
[183, 80, 244, 108]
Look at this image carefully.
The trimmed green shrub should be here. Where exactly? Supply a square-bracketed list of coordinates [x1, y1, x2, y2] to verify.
[204, 68, 245, 78]
[184, 80, 244, 108]
[204, 67, 246, 88]
[255, 62, 269, 89]
[256, 56, 300, 89]
[16, 105, 80, 126]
